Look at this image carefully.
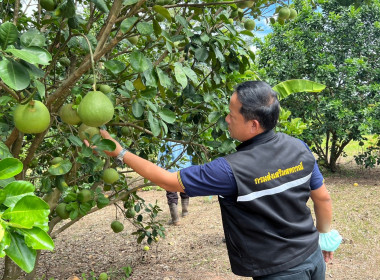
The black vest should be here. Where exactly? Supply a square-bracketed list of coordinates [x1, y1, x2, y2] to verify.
[221, 130, 319, 277]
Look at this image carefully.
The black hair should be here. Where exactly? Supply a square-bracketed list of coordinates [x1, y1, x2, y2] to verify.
[235, 81, 280, 131]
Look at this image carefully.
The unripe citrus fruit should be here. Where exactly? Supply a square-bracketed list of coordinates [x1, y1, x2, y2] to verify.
[143, 245, 150, 251]
[270, 17, 276, 24]
[98, 272, 108, 280]
[77, 189, 92, 203]
[98, 84, 113, 94]
[236, 1, 254, 8]
[59, 57, 71, 66]
[127, 36, 139, 45]
[121, 126, 132, 136]
[125, 208, 136, 218]
[102, 168, 119, 184]
[56, 203, 70, 219]
[40, 0, 56, 11]
[50, 157, 63, 165]
[278, 7, 290, 20]
[78, 91, 114, 127]
[14, 100, 50, 134]
[111, 220, 124, 233]
[59, 103, 81, 125]
[78, 123, 100, 141]
[289, 8, 297, 20]
[244, 19, 255, 30]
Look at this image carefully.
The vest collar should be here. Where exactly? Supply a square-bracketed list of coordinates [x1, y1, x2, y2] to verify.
[236, 129, 276, 151]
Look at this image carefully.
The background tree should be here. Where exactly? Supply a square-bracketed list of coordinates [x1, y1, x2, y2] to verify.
[0, 0, 315, 278]
[256, 0, 380, 171]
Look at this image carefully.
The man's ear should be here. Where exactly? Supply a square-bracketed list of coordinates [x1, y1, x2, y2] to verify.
[251, 120, 263, 134]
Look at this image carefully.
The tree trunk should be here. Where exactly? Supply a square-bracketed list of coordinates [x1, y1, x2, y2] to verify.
[1, 256, 23, 280]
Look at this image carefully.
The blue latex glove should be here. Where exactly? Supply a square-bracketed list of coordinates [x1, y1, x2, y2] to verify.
[319, 229, 342, 251]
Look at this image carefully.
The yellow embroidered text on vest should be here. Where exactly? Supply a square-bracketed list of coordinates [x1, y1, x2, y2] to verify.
[254, 162, 304, 185]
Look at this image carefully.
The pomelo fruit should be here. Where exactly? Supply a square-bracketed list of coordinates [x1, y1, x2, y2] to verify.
[77, 91, 114, 127]
[244, 19, 255, 30]
[40, 0, 56, 11]
[14, 100, 50, 134]
[56, 203, 70, 219]
[125, 208, 136, 218]
[78, 123, 100, 141]
[98, 84, 113, 94]
[77, 189, 92, 203]
[98, 272, 108, 280]
[111, 220, 124, 233]
[278, 7, 290, 20]
[289, 8, 297, 20]
[59, 103, 81, 125]
[102, 168, 119, 184]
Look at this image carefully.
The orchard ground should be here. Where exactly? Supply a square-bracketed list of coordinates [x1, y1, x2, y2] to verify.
[1, 162, 379, 279]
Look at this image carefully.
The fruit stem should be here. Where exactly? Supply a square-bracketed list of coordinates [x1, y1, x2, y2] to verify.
[80, 34, 97, 91]
[20, 89, 37, 105]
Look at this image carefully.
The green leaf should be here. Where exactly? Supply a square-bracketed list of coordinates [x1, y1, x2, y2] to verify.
[183, 66, 198, 84]
[123, 0, 138, 5]
[194, 47, 209, 62]
[136, 22, 154, 36]
[33, 79, 45, 99]
[208, 111, 220, 123]
[20, 227, 54, 251]
[0, 158, 23, 179]
[148, 111, 161, 137]
[120, 17, 138, 33]
[132, 101, 144, 118]
[90, 0, 109, 13]
[0, 142, 13, 159]
[48, 159, 72, 176]
[130, 51, 152, 73]
[104, 60, 126, 75]
[153, 5, 172, 22]
[3, 196, 50, 230]
[20, 29, 46, 48]
[0, 59, 30, 90]
[5, 47, 52, 65]
[145, 100, 157, 112]
[272, 79, 326, 100]
[68, 135, 83, 147]
[156, 68, 171, 88]
[3, 181, 35, 208]
[174, 62, 187, 88]
[0, 22, 18, 49]
[159, 108, 176, 124]
[153, 19, 162, 36]
[5, 232, 36, 273]
[95, 139, 116, 152]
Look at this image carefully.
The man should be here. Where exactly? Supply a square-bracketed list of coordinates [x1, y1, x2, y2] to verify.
[158, 141, 192, 225]
[96, 81, 339, 279]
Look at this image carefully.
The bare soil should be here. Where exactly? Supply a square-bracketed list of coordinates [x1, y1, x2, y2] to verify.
[1, 164, 379, 280]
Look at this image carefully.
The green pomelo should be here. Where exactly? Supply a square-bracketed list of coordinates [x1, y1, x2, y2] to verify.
[102, 168, 119, 184]
[270, 17, 276, 24]
[59, 57, 71, 66]
[40, 0, 56, 11]
[121, 126, 132, 136]
[98, 272, 108, 280]
[78, 189, 92, 203]
[125, 208, 136, 218]
[14, 100, 50, 134]
[289, 8, 297, 19]
[244, 19, 256, 30]
[111, 220, 124, 233]
[77, 91, 114, 127]
[127, 36, 139, 45]
[56, 203, 70, 219]
[50, 157, 63, 165]
[59, 103, 81, 125]
[278, 7, 290, 20]
[236, 1, 254, 8]
[98, 84, 113, 94]
[78, 123, 100, 141]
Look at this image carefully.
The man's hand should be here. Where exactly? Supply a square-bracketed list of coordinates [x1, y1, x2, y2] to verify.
[322, 250, 333, 263]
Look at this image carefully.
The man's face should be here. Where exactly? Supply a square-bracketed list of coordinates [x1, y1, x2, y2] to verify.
[225, 92, 253, 142]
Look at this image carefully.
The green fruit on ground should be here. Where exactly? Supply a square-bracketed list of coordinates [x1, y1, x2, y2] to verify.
[102, 168, 119, 184]
[59, 103, 81, 125]
[127, 36, 139, 45]
[103, 185, 111, 191]
[244, 19, 256, 30]
[14, 100, 50, 134]
[98, 272, 108, 280]
[56, 203, 70, 219]
[143, 245, 150, 251]
[289, 8, 297, 20]
[40, 0, 56, 11]
[278, 7, 290, 20]
[77, 189, 92, 203]
[111, 220, 124, 233]
[77, 91, 114, 127]
[125, 208, 136, 218]
[78, 123, 100, 141]
[50, 157, 63, 165]
[98, 84, 113, 94]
